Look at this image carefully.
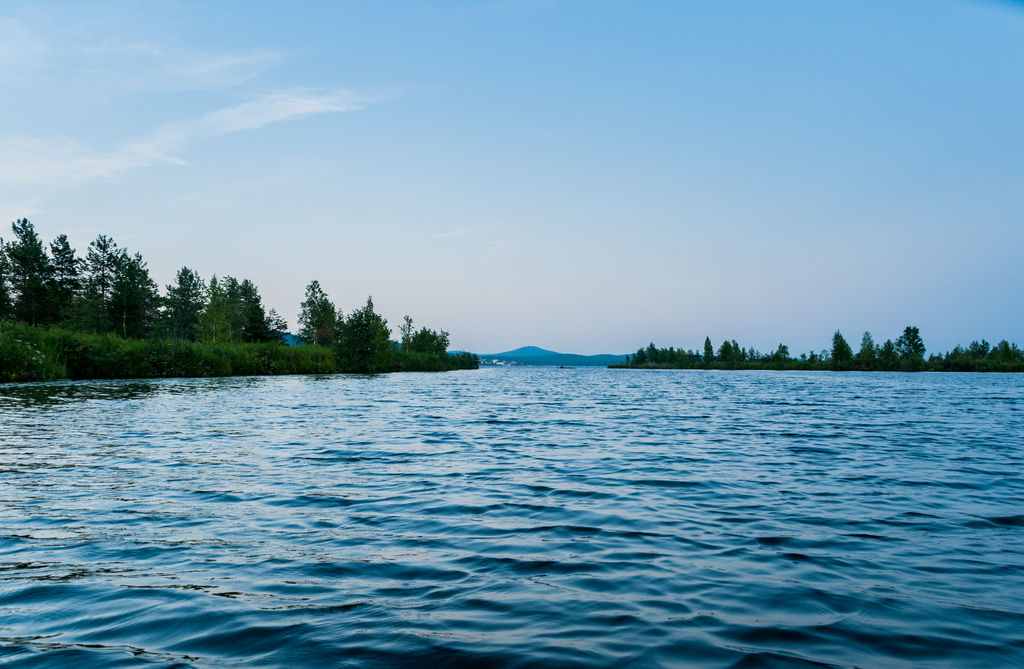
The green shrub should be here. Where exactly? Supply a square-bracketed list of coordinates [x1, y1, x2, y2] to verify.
[0, 322, 67, 382]
[0, 322, 478, 382]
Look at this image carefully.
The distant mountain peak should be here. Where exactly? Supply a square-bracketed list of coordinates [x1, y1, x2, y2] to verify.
[485, 346, 560, 357]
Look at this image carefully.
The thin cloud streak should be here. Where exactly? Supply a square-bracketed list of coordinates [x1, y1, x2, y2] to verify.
[0, 16, 279, 92]
[0, 91, 365, 187]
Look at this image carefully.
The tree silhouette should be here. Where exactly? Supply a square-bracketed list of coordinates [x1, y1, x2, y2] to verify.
[831, 331, 853, 370]
[298, 280, 337, 346]
[165, 267, 205, 341]
[7, 219, 53, 327]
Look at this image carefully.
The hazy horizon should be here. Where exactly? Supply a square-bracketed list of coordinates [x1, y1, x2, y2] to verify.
[2, 0, 1022, 355]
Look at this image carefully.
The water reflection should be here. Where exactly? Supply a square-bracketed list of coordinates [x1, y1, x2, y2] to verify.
[0, 378, 164, 406]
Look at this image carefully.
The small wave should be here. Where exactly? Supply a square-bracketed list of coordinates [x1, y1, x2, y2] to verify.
[1, 369, 1021, 668]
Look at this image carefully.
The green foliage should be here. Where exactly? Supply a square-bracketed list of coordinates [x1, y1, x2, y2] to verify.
[878, 339, 899, 369]
[624, 343, 700, 368]
[931, 339, 1024, 372]
[896, 326, 926, 368]
[266, 309, 289, 344]
[204, 275, 275, 343]
[297, 280, 337, 346]
[447, 351, 480, 370]
[0, 318, 477, 382]
[0, 320, 335, 382]
[0, 322, 66, 381]
[718, 339, 741, 364]
[238, 279, 274, 342]
[857, 332, 876, 369]
[222, 276, 247, 339]
[80, 234, 121, 332]
[703, 337, 714, 367]
[991, 340, 1018, 362]
[394, 349, 446, 371]
[399, 315, 414, 351]
[409, 326, 450, 356]
[196, 275, 232, 343]
[0, 224, 476, 381]
[164, 267, 205, 341]
[7, 219, 53, 327]
[394, 349, 479, 372]
[391, 319, 472, 371]
[336, 296, 392, 373]
[49, 234, 82, 324]
[110, 252, 160, 339]
[831, 331, 853, 370]
[614, 326, 1023, 373]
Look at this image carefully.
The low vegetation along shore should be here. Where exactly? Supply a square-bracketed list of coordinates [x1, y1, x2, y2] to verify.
[614, 328, 1024, 373]
[0, 220, 477, 383]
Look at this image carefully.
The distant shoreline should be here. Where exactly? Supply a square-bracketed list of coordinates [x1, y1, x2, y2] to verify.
[614, 331, 1024, 373]
[608, 364, 1022, 373]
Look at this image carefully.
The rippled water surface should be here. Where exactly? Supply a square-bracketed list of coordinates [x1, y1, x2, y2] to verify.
[1, 369, 1022, 668]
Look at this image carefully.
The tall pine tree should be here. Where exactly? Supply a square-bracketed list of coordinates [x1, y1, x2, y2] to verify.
[164, 267, 205, 341]
[82, 235, 122, 332]
[49, 234, 82, 324]
[831, 330, 853, 370]
[857, 332, 877, 369]
[110, 252, 160, 339]
[7, 219, 54, 326]
[238, 279, 272, 342]
[221, 276, 247, 341]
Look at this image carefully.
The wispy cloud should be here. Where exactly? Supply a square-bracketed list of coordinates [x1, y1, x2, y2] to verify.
[0, 202, 43, 223]
[76, 43, 279, 92]
[0, 91, 365, 187]
[0, 135, 149, 186]
[0, 16, 278, 93]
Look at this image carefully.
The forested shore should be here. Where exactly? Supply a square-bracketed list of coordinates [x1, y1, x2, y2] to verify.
[614, 328, 1024, 373]
[0, 219, 477, 382]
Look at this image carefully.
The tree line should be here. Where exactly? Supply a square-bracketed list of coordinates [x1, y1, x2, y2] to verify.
[293, 280, 474, 373]
[0, 219, 477, 381]
[616, 327, 1024, 373]
[0, 219, 287, 343]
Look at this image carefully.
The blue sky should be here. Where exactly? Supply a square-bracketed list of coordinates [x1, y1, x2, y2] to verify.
[1, 0, 1021, 355]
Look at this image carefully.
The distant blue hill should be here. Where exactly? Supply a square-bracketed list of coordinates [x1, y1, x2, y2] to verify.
[481, 346, 627, 367]
[488, 346, 560, 357]
[282, 338, 624, 367]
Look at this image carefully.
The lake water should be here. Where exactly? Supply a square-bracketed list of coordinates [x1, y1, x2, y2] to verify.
[1, 368, 1022, 668]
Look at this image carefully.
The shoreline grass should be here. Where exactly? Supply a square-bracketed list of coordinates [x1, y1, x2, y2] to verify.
[1, 322, 476, 383]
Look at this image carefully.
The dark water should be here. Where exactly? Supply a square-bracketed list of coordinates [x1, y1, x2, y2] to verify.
[1, 369, 1022, 668]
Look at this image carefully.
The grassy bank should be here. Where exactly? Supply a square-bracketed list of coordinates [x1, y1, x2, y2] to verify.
[0, 322, 477, 383]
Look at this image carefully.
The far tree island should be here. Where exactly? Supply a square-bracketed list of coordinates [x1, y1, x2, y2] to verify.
[614, 329, 1024, 373]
